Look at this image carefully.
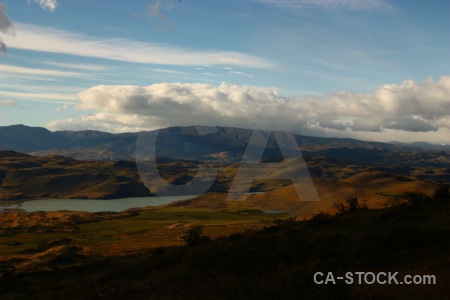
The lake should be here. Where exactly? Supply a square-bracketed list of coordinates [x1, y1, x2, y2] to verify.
[0, 195, 196, 212]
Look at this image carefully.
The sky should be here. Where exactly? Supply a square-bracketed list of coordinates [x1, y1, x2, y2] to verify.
[0, 0, 449, 144]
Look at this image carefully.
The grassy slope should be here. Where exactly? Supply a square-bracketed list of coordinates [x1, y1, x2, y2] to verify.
[0, 199, 449, 299]
[0, 207, 284, 264]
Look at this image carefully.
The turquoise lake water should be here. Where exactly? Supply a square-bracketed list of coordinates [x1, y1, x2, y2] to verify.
[0, 195, 196, 212]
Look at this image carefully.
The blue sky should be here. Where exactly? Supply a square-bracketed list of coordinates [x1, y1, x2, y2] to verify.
[0, 0, 449, 143]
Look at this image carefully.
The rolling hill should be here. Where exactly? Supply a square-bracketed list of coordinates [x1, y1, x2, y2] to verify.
[0, 151, 151, 200]
[0, 149, 444, 206]
[0, 124, 449, 205]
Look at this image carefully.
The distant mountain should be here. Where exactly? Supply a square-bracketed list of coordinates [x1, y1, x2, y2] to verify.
[0, 124, 448, 165]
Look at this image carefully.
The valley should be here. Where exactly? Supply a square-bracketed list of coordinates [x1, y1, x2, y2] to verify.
[0, 125, 449, 299]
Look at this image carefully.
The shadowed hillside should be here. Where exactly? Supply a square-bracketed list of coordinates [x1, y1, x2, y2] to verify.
[0, 150, 446, 203]
[0, 151, 151, 200]
[0, 190, 449, 299]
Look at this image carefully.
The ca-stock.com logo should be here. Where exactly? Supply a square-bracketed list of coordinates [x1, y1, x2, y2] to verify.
[135, 105, 320, 217]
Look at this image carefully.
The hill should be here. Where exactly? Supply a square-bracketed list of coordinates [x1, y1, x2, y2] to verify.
[166, 170, 437, 218]
[1, 193, 449, 299]
[0, 149, 446, 202]
[1, 125, 449, 166]
[0, 151, 151, 200]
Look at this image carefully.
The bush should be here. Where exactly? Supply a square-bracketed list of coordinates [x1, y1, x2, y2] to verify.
[402, 191, 433, 205]
[346, 196, 367, 211]
[433, 184, 450, 202]
[181, 225, 209, 246]
[307, 211, 331, 226]
[332, 201, 347, 213]
[274, 216, 296, 227]
[333, 196, 367, 213]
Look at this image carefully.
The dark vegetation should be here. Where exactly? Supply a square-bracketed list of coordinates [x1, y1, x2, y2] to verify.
[0, 186, 449, 299]
[402, 184, 450, 205]
[180, 225, 210, 246]
[332, 196, 368, 213]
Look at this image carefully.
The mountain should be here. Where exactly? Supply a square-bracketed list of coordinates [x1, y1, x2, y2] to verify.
[0, 124, 449, 166]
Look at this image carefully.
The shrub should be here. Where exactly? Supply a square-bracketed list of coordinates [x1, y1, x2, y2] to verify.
[332, 201, 347, 213]
[433, 184, 450, 202]
[346, 196, 367, 211]
[181, 225, 209, 246]
[307, 211, 331, 226]
[402, 191, 433, 205]
[274, 216, 296, 227]
[333, 196, 367, 213]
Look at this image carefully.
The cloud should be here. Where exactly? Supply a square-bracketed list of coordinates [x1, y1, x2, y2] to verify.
[229, 71, 254, 78]
[384, 115, 437, 132]
[45, 76, 450, 143]
[46, 114, 147, 133]
[149, 68, 186, 75]
[55, 103, 69, 113]
[0, 90, 77, 104]
[0, 99, 16, 107]
[148, 1, 170, 20]
[0, 38, 6, 55]
[256, 0, 395, 12]
[42, 61, 110, 71]
[1, 1, 59, 55]
[0, 3, 15, 54]
[32, 0, 58, 12]
[6, 23, 275, 68]
[0, 4, 14, 35]
[0, 63, 87, 78]
[147, 0, 177, 31]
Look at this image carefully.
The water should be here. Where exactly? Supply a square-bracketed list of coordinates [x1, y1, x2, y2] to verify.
[0, 195, 196, 213]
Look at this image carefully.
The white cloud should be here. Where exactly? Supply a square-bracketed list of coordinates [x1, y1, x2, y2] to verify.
[6, 23, 275, 69]
[46, 114, 148, 133]
[256, 0, 395, 12]
[0, 63, 92, 102]
[148, 68, 186, 75]
[41, 61, 110, 71]
[46, 77, 450, 143]
[0, 63, 86, 78]
[0, 99, 16, 107]
[55, 103, 70, 113]
[0, 91, 77, 104]
[1, 0, 58, 54]
[32, 0, 58, 12]
[230, 71, 254, 78]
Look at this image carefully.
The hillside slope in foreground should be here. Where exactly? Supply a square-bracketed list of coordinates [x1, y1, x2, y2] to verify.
[0, 194, 449, 299]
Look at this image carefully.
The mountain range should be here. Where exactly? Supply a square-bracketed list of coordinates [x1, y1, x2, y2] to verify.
[0, 124, 449, 207]
[0, 124, 449, 165]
